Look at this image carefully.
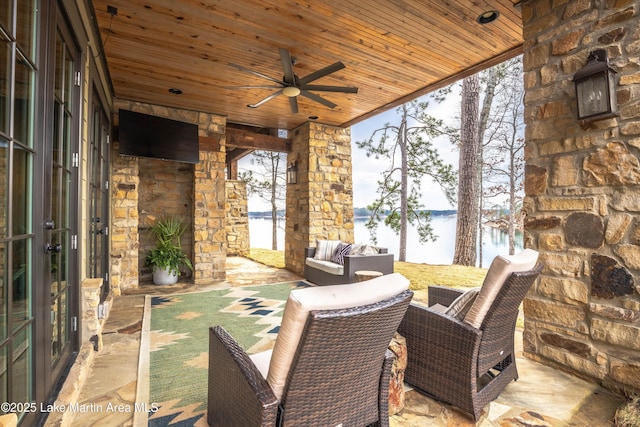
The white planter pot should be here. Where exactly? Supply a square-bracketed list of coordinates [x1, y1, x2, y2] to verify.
[153, 267, 178, 285]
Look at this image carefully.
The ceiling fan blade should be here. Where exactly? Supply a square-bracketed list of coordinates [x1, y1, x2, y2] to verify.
[248, 90, 283, 108]
[289, 97, 299, 114]
[298, 62, 345, 85]
[300, 90, 337, 109]
[279, 48, 296, 84]
[229, 63, 285, 85]
[302, 84, 358, 93]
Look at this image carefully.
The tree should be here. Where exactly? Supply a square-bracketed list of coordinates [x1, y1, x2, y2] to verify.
[356, 100, 457, 261]
[476, 67, 499, 267]
[240, 151, 286, 250]
[482, 57, 525, 255]
[453, 74, 481, 266]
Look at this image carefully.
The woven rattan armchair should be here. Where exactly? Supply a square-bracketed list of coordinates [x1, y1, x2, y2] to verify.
[398, 251, 542, 421]
[208, 274, 413, 427]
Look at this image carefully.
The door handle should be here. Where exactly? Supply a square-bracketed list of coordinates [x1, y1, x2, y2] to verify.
[46, 243, 62, 254]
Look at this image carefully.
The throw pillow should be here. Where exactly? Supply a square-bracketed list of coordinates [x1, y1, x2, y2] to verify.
[314, 239, 342, 261]
[349, 243, 378, 255]
[331, 243, 352, 265]
[443, 287, 480, 320]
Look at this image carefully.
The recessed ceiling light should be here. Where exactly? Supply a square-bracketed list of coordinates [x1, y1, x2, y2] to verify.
[168, 88, 183, 95]
[477, 11, 499, 24]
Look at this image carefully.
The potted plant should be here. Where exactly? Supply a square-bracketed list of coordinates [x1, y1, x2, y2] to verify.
[145, 215, 193, 285]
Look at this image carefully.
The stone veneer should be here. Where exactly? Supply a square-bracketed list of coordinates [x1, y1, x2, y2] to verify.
[522, 0, 640, 394]
[225, 180, 250, 256]
[285, 122, 354, 275]
[110, 100, 227, 291]
[138, 158, 194, 282]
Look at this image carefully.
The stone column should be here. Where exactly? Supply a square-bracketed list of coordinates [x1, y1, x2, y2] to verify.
[225, 180, 250, 256]
[522, 1, 640, 395]
[285, 122, 354, 275]
[193, 116, 227, 284]
[110, 150, 139, 294]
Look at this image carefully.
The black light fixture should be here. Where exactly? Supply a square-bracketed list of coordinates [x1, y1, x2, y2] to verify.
[573, 49, 617, 123]
[287, 160, 298, 184]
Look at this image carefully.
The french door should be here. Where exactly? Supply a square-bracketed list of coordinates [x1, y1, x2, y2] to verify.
[2, 2, 80, 424]
[0, 0, 38, 424]
[44, 16, 78, 390]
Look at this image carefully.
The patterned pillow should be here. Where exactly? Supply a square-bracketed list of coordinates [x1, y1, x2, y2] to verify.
[331, 243, 352, 265]
[443, 288, 480, 320]
[313, 240, 342, 261]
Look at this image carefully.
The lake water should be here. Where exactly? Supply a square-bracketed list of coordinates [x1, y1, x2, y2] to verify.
[249, 215, 523, 267]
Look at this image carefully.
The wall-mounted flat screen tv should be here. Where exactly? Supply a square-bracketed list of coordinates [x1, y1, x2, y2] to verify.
[118, 109, 199, 164]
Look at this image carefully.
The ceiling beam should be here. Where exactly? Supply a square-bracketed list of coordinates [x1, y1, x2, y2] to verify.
[226, 128, 292, 152]
[226, 147, 254, 163]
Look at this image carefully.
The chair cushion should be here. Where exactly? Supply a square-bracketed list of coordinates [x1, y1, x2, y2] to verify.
[249, 349, 272, 379]
[330, 242, 352, 265]
[444, 287, 480, 320]
[463, 249, 539, 328]
[313, 239, 342, 261]
[260, 272, 410, 400]
[305, 257, 344, 275]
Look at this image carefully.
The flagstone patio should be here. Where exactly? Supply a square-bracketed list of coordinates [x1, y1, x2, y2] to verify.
[55, 257, 625, 427]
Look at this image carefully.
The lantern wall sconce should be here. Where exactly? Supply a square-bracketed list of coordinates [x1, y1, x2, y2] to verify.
[287, 160, 298, 184]
[572, 49, 617, 123]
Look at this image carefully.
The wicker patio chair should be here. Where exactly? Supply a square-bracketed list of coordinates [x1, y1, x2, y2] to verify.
[208, 273, 413, 427]
[398, 249, 542, 421]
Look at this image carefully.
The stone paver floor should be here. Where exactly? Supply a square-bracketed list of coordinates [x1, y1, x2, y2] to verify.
[54, 257, 624, 427]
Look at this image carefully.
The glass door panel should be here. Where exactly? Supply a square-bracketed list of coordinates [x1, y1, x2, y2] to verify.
[48, 28, 73, 369]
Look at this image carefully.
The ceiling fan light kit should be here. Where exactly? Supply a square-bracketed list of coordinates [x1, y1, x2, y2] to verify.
[282, 86, 301, 97]
[228, 48, 358, 113]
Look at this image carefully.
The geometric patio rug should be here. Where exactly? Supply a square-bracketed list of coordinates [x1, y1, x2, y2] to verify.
[134, 281, 308, 427]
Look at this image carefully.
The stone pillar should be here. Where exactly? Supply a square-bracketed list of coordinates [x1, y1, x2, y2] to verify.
[225, 180, 250, 256]
[285, 122, 354, 275]
[193, 116, 227, 284]
[522, 1, 640, 395]
[110, 149, 139, 294]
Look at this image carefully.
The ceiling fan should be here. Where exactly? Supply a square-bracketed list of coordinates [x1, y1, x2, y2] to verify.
[228, 48, 358, 114]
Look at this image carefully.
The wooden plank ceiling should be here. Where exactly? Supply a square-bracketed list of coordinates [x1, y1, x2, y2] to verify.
[91, 0, 522, 133]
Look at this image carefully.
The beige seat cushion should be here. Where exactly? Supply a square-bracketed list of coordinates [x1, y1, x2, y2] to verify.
[463, 249, 539, 329]
[304, 257, 344, 275]
[254, 272, 410, 400]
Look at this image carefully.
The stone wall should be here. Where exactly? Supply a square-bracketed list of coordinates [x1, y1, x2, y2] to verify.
[111, 101, 227, 288]
[285, 122, 354, 274]
[522, 0, 640, 394]
[225, 180, 250, 256]
[138, 158, 194, 281]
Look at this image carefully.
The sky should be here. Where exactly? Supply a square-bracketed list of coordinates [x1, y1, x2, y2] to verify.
[238, 87, 463, 212]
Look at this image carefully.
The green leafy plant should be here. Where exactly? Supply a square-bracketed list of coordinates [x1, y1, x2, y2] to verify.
[145, 215, 193, 276]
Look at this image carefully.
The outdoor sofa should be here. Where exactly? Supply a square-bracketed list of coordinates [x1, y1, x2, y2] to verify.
[304, 240, 394, 285]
